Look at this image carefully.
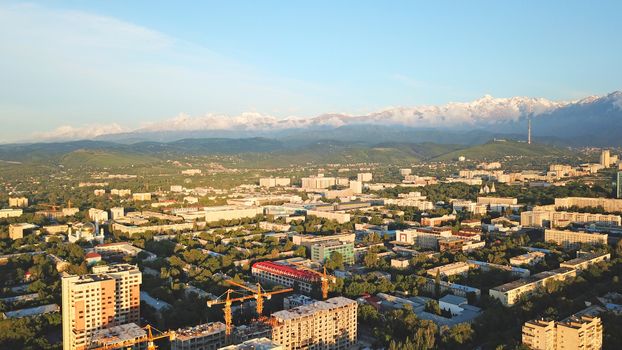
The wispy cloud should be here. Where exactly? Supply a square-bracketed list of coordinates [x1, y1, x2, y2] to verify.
[0, 3, 327, 142]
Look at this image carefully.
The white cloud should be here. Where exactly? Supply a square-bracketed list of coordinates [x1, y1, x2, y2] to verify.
[33, 123, 128, 140]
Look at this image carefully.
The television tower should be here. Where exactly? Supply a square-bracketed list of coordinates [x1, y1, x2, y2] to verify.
[527, 117, 532, 144]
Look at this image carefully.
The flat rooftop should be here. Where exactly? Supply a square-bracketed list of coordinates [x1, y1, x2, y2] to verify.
[91, 323, 146, 346]
[491, 268, 574, 292]
[173, 322, 226, 341]
[271, 296, 355, 321]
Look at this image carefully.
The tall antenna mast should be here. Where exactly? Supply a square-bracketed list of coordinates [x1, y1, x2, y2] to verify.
[528, 117, 532, 144]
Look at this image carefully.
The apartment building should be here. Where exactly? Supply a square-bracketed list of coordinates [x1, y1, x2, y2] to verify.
[544, 229, 608, 249]
[110, 189, 132, 197]
[396, 227, 453, 249]
[311, 240, 354, 265]
[301, 176, 336, 190]
[357, 173, 373, 182]
[489, 268, 577, 307]
[9, 196, 28, 207]
[0, 208, 22, 218]
[555, 197, 622, 213]
[290, 233, 356, 248]
[259, 177, 291, 188]
[171, 322, 226, 350]
[477, 197, 518, 206]
[110, 207, 125, 220]
[270, 297, 357, 350]
[521, 210, 621, 228]
[349, 180, 363, 194]
[203, 206, 263, 223]
[62, 264, 142, 350]
[132, 193, 152, 201]
[88, 208, 109, 222]
[251, 261, 319, 294]
[384, 197, 434, 210]
[451, 200, 487, 215]
[522, 315, 602, 350]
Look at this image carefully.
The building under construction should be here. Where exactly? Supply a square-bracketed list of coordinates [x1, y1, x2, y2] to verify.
[171, 322, 227, 350]
[269, 297, 357, 350]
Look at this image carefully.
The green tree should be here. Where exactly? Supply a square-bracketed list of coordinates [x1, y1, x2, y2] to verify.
[325, 251, 344, 270]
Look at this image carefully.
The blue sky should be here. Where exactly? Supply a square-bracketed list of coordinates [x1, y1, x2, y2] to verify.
[1, 1, 621, 141]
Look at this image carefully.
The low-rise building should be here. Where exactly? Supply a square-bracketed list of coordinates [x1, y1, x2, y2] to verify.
[467, 260, 531, 278]
[559, 252, 610, 271]
[305, 210, 350, 224]
[426, 262, 470, 277]
[421, 278, 481, 300]
[0, 208, 23, 218]
[489, 268, 577, 307]
[421, 215, 456, 227]
[390, 258, 411, 269]
[510, 252, 546, 266]
[8, 223, 37, 240]
[251, 261, 320, 295]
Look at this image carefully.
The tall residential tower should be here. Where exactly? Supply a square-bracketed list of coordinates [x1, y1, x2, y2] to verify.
[62, 264, 141, 350]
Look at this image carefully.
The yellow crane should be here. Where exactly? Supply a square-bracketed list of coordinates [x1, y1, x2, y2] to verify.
[207, 289, 256, 337]
[225, 280, 293, 316]
[207, 282, 293, 337]
[292, 263, 336, 300]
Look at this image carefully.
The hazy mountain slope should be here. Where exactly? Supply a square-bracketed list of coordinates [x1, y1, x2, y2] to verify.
[433, 140, 572, 161]
[60, 149, 159, 167]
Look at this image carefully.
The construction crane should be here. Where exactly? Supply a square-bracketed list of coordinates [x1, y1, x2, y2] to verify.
[90, 324, 174, 350]
[292, 263, 336, 300]
[207, 289, 255, 337]
[225, 280, 293, 316]
[207, 283, 293, 337]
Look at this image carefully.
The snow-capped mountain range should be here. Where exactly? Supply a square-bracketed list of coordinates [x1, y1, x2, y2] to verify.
[134, 91, 620, 132]
[34, 91, 622, 146]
